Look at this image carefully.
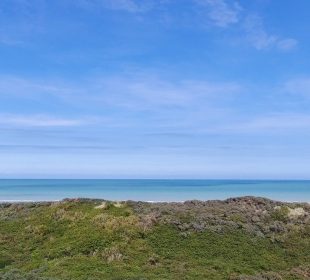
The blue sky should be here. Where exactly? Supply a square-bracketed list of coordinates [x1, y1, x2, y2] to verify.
[1, 0, 310, 178]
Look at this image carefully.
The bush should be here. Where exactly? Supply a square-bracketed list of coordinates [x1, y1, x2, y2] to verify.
[0, 269, 55, 280]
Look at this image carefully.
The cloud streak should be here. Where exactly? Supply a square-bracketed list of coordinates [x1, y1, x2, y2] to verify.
[195, 0, 241, 27]
[244, 15, 298, 51]
[2, 73, 309, 137]
[220, 113, 310, 134]
[192, 1, 298, 52]
[77, 0, 154, 13]
[91, 75, 242, 109]
[0, 0, 299, 52]
[0, 114, 87, 127]
[0, 73, 243, 134]
[284, 77, 310, 97]
[0, 73, 242, 110]
[0, 76, 73, 97]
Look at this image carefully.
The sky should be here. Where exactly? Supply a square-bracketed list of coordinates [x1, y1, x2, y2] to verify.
[1, 0, 310, 179]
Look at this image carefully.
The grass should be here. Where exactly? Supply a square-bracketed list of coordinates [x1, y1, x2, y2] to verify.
[0, 199, 309, 279]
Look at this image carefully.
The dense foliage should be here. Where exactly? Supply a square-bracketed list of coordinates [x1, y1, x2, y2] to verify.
[0, 197, 309, 279]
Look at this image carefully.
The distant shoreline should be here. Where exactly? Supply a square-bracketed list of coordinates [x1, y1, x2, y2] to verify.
[1, 196, 309, 204]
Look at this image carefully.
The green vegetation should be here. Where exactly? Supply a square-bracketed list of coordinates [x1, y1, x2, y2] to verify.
[0, 197, 309, 279]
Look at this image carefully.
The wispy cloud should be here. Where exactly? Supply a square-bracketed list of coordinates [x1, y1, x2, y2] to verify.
[0, 75, 82, 102]
[0, 144, 134, 152]
[4, 73, 309, 136]
[193, 1, 298, 51]
[0, 74, 242, 109]
[283, 77, 310, 97]
[91, 75, 242, 109]
[221, 113, 310, 133]
[0, 73, 243, 135]
[243, 15, 276, 50]
[77, 0, 154, 13]
[0, 114, 87, 127]
[0, 0, 299, 52]
[277, 38, 298, 51]
[244, 15, 298, 51]
[195, 0, 241, 27]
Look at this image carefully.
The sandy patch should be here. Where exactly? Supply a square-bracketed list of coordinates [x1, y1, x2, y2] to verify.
[113, 202, 124, 208]
[95, 202, 107, 209]
[288, 207, 306, 218]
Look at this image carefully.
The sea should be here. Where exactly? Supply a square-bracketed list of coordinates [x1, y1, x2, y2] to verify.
[0, 179, 310, 202]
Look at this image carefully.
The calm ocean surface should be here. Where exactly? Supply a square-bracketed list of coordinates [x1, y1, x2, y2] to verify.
[0, 179, 310, 202]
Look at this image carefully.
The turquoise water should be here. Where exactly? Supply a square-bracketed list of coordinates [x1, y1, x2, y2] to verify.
[0, 179, 310, 202]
